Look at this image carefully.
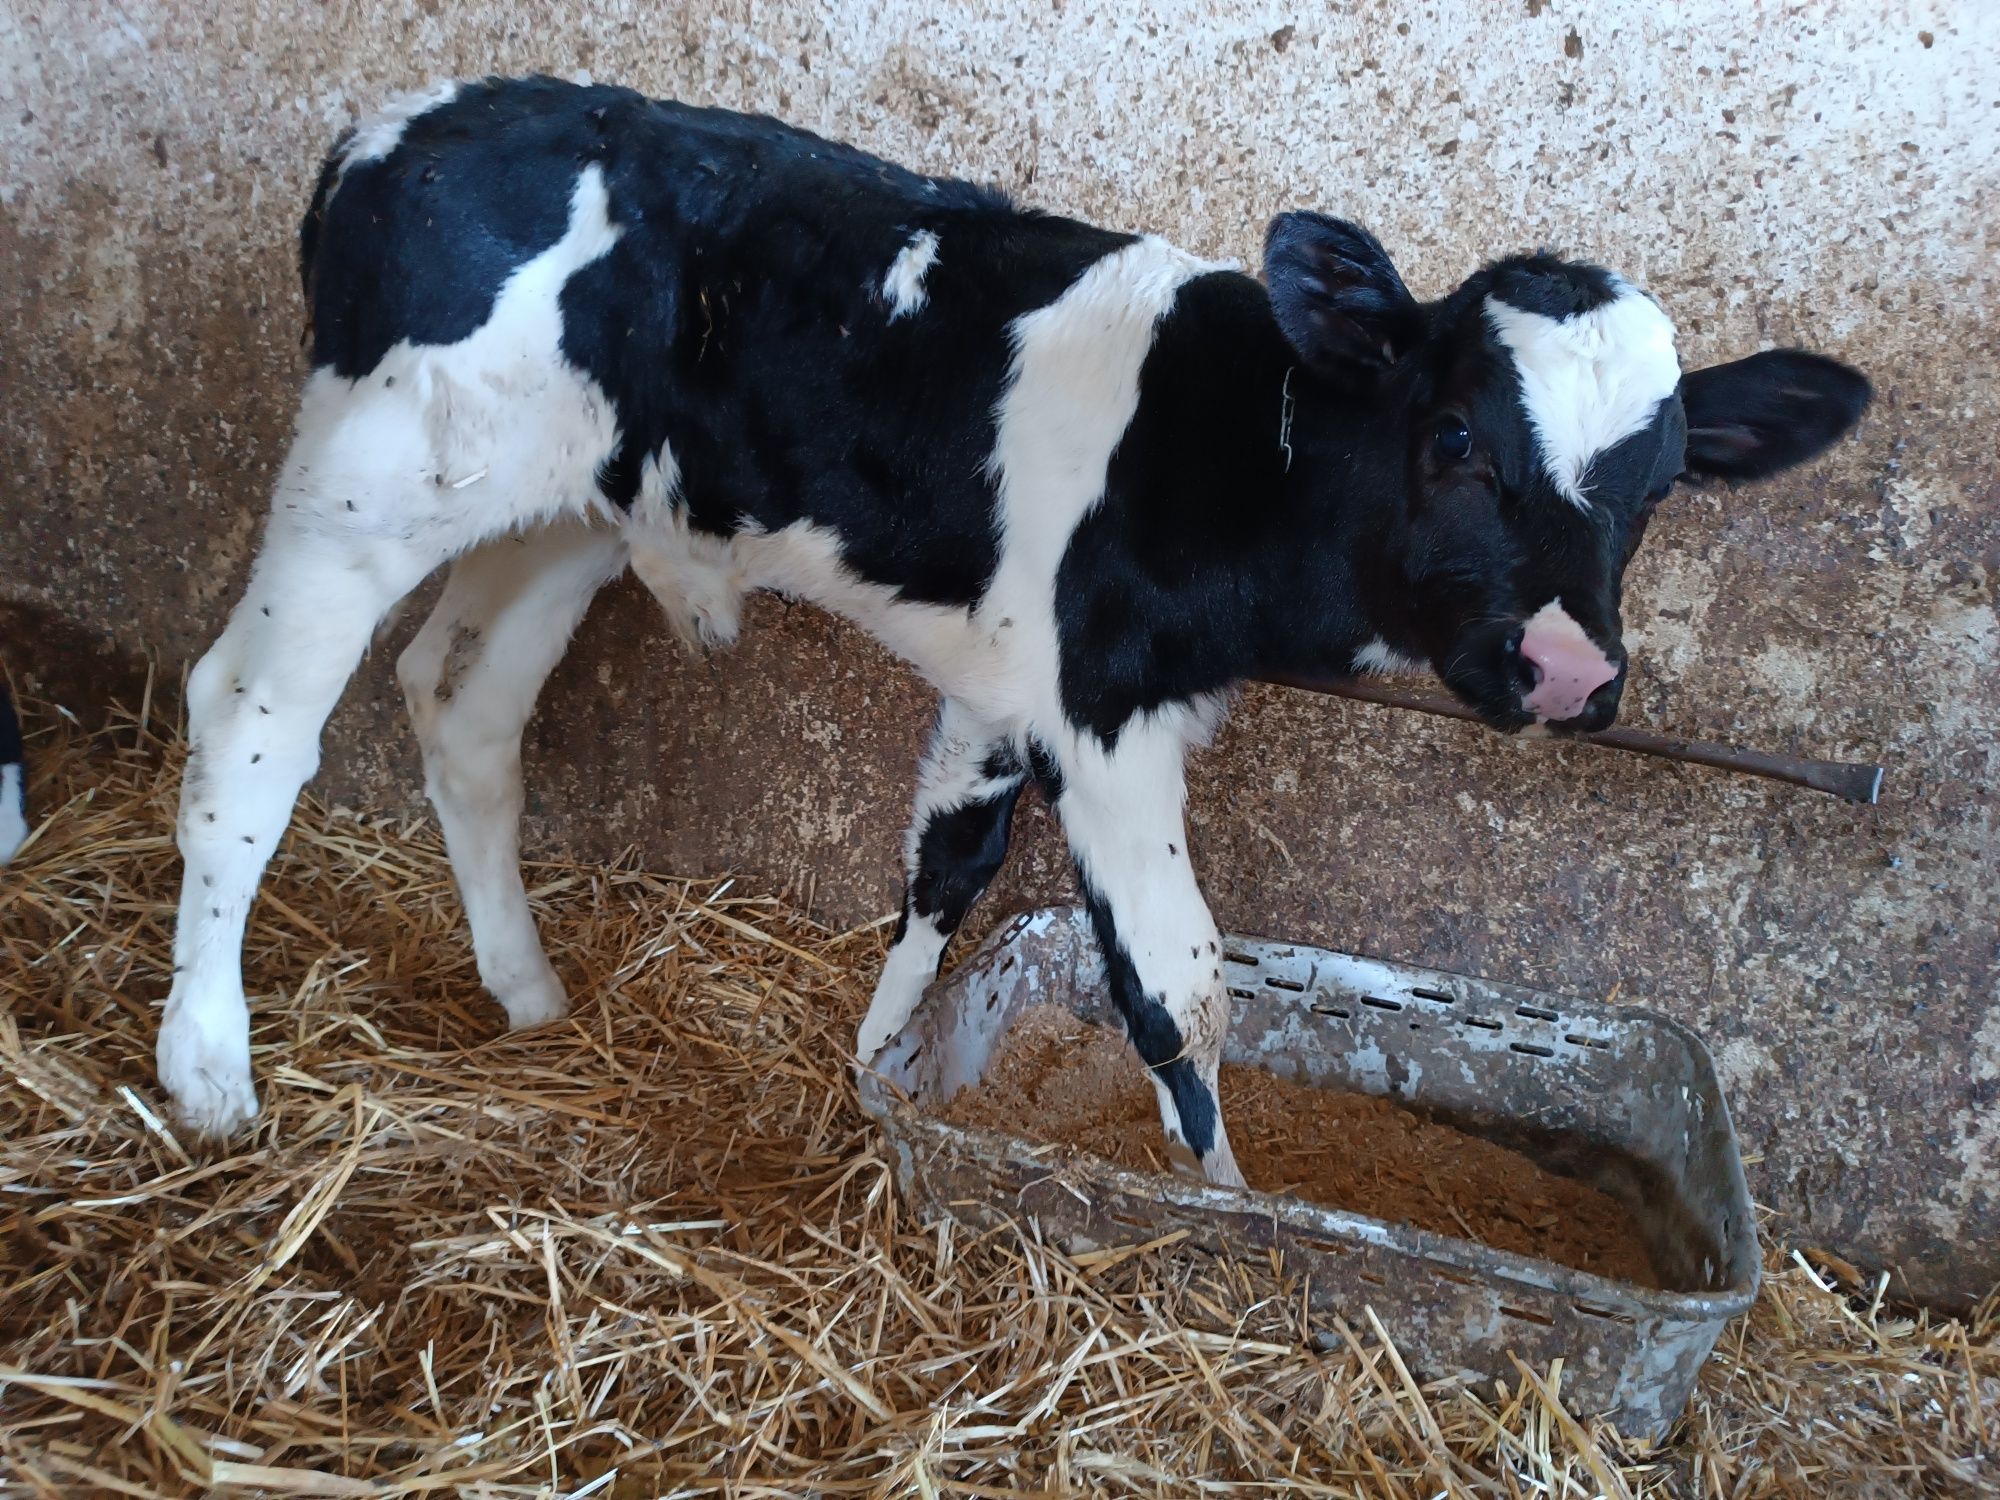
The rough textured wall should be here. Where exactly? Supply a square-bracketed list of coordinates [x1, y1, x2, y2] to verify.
[2, 3, 1995, 1304]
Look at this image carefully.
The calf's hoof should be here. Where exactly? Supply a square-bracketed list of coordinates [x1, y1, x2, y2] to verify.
[158, 1022, 259, 1137]
[495, 967, 570, 1030]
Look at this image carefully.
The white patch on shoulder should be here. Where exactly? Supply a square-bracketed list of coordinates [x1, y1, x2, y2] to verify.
[982, 235, 1221, 722]
[339, 80, 461, 181]
[881, 230, 940, 320]
[1483, 281, 1680, 511]
[0, 762, 27, 863]
[1352, 638, 1426, 676]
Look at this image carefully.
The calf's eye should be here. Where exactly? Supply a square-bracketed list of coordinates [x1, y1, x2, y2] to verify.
[1435, 417, 1473, 461]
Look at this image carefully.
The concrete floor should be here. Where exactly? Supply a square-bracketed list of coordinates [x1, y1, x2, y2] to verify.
[2, 2, 1995, 1303]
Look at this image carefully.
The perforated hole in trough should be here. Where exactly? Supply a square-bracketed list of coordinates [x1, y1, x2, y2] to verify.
[1311, 1001, 1352, 1019]
[1574, 1303, 1637, 1325]
[1296, 1236, 1356, 1257]
[1412, 986, 1456, 1005]
[1223, 950, 1258, 967]
[1516, 1003, 1561, 1022]
[1565, 1033, 1612, 1051]
[1510, 1042, 1556, 1059]
[1461, 1015, 1504, 1032]
[1361, 995, 1404, 1012]
[1263, 975, 1307, 993]
[1498, 1304, 1557, 1328]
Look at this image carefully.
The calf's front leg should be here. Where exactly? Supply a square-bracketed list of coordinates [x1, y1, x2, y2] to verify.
[1048, 721, 1244, 1187]
[856, 700, 1027, 1063]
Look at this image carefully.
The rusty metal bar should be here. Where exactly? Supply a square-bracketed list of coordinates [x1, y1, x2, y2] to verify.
[1257, 673, 1884, 805]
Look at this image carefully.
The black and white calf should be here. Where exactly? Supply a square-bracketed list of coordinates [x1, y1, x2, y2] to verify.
[159, 77, 1868, 1175]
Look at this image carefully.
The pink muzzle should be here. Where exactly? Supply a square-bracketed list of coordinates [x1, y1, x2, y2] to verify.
[1519, 600, 1619, 722]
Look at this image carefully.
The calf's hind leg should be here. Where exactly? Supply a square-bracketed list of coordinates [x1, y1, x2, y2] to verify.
[397, 519, 628, 1028]
[161, 520, 454, 1134]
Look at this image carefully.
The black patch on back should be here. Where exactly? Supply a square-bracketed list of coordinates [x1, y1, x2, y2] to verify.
[306, 80, 583, 376]
[557, 158, 1123, 600]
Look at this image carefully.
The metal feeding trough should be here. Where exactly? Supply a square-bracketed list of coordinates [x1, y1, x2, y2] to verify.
[858, 906, 1760, 1441]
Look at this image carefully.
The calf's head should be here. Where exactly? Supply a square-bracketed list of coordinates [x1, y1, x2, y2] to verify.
[1266, 213, 1871, 733]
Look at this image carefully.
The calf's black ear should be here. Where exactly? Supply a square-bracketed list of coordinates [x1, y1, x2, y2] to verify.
[1678, 349, 1871, 479]
[1263, 213, 1420, 380]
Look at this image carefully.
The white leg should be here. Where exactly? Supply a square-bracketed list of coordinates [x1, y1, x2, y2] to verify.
[161, 521, 449, 1134]
[856, 701, 1026, 1063]
[397, 521, 627, 1028]
[1049, 720, 1244, 1188]
[0, 684, 26, 864]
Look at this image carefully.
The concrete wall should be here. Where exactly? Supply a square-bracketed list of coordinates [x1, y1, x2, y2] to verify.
[3, 3, 1995, 1303]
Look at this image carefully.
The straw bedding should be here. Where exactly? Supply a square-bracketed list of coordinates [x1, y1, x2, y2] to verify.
[2, 696, 1994, 1497]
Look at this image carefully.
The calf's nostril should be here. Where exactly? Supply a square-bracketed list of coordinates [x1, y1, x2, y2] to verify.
[1501, 631, 1541, 689]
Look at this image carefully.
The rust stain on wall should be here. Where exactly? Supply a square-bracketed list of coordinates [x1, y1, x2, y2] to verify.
[2, 3, 1995, 1303]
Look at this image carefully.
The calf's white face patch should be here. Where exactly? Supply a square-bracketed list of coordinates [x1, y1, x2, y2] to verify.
[1483, 281, 1680, 511]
